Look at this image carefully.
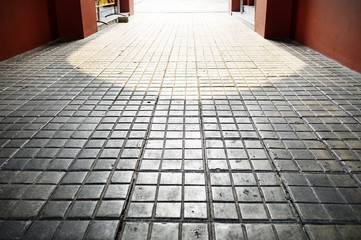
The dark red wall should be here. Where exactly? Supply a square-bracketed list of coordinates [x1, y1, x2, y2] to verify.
[265, 0, 293, 39]
[55, 0, 82, 39]
[292, 0, 361, 73]
[81, 0, 98, 37]
[255, 0, 292, 39]
[229, 0, 240, 12]
[0, 0, 58, 62]
[55, 0, 97, 39]
[119, 0, 134, 15]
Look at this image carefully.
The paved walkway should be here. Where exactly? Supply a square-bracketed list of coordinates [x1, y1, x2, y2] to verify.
[0, 13, 361, 239]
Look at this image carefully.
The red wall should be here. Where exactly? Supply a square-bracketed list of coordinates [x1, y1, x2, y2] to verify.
[246, 0, 254, 6]
[55, 0, 97, 39]
[255, 0, 293, 39]
[119, 0, 134, 15]
[81, 0, 98, 37]
[292, 0, 361, 73]
[255, 0, 267, 36]
[0, 0, 58, 62]
[229, 0, 240, 12]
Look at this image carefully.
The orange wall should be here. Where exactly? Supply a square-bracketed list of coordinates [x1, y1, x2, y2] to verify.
[292, 0, 361, 73]
[0, 0, 58, 62]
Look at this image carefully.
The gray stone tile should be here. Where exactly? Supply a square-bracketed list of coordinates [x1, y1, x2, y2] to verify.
[60, 172, 87, 184]
[0, 200, 17, 218]
[214, 223, 244, 240]
[235, 186, 262, 202]
[132, 186, 156, 201]
[86, 171, 110, 183]
[70, 159, 95, 171]
[229, 159, 252, 170]
[267, 204, 295, 220]
[324, 204, 358, 221]
[9, 200, 45, 219]
[22, 185, 56, 200]
[116, 159, 138, 170]
[40, 201, 71, 219]
[11, 171, 41, 184]
[232, 173, 257, 186]
[256, 173, 279, 185]
[182, 223, 208, 240]
[51, 185, 80, 200]
[184, 202, 207, 219]
[23, 159, 52, 170]
[0, 220, 31, 239]
[151, 223, 178, 240]
[158, 186, 181, 201]
[313, 187, 345, 203]
[104, 184, 129, 199]
[0, 184, 29, 199]
[23, 221, 60, 240]
[86, 220, 119, 240]
[53, 221, 89, 240]
[305, 225, 341, 240]
[47, 159, 73, 171]
[155, 202, 181, 218]
[337, 225, 361, 240]
[274, 224, 307, 240]
[111, 171, 134, 183]
[184, 186, 207, 201]
[96, 200, 124, 218]
[212, 187, 235, 202]
[213, 202, 238, 219]
[296, 203, 329, 221]
[288, 186, 319, 202]
[121, 222, 149, 240]
[0, 171, 18, 183]
[36, 172, 65, 184]
[77, 185, 104, 199]
[338, 188, 361, 204]
[185, 173, 205, 185]
[329, 174, 358, 187]
[245, 224, 276, 240]
[261, 187, 287, 202]
[240, 203, 268, 220]
[68, 201, 97, 219]
[127, 202, 154, 218]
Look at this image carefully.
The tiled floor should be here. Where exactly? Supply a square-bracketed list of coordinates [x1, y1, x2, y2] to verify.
[0, 13, 361, 239]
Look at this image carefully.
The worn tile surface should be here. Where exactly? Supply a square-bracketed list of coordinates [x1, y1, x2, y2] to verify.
[0, 12, 361, 239]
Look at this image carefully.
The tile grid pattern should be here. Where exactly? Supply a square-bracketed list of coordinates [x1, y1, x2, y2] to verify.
[0, 13, 360, 239]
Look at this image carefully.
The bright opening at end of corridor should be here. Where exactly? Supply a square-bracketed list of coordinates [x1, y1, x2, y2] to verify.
[134, 0, 229, 13]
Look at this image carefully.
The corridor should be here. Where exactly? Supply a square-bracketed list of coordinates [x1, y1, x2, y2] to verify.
[0, 13, 361, 239]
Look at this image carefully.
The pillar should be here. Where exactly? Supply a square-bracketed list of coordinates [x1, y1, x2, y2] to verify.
[255, 0, 293, 39]
[229, 0, 241, 13]
[119, 0, 134, 15]
[55, 0, 97, 39]
[246, 0, 254, 6]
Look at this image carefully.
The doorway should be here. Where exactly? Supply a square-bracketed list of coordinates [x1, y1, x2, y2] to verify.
[241, 0, 255, 25]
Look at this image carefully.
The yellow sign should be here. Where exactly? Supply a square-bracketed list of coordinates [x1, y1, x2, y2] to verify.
[96, 0, 115, 7]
